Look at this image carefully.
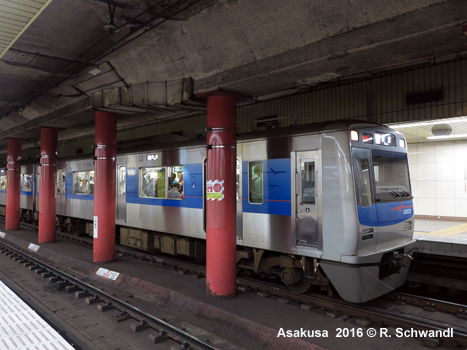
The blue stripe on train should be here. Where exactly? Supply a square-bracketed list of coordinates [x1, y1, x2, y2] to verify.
[357, 200, 414, 226]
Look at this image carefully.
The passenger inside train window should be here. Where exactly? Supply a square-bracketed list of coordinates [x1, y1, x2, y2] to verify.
[167, 166, 184, 199]
[89, 176, 95, 195]
[0, 175, 6, 190]
[168, 182, 182, 199]
[249, 162, 263, 204]
[178, 173, 184, 193]
[139, 167, 165, 198]
[72, 171, 95, 195]
[21, 174, 32, 192]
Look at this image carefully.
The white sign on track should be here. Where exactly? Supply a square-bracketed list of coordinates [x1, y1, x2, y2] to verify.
[27, 243, 40, 252]
[96, 267, 120, 281]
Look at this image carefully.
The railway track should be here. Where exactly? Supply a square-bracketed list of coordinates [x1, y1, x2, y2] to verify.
[234, 277, 467, 347]
[0, 240, 222, 350]
[9, 221, 467, 347]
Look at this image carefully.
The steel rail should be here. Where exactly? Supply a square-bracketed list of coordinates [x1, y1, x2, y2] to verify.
[12, 220, 467, 346]
[0, 241, 220, 350]
[236, 277, 467, 347]
[387, 292, 467, 317]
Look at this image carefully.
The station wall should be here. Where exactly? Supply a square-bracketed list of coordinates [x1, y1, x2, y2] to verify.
[409, 141, 467, 220]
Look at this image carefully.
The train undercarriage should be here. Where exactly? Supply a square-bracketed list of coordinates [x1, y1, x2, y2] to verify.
[6, 207, 332, 295]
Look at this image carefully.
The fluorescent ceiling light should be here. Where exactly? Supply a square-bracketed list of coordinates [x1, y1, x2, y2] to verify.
[426, 133, 467, 140]
[391, 117, 467, 128]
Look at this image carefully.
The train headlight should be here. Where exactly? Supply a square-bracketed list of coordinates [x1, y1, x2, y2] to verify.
[350, 130, 359, 141]
[399, 138, 406, 148]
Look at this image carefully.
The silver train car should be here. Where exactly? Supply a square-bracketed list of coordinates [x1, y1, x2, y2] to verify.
[5, 121, 415, 303]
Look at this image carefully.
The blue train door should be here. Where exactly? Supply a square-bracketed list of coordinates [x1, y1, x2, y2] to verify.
[295, 151, 321, 248]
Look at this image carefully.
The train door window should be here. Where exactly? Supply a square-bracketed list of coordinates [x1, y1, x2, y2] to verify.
[236, 158, 240, 202]
[0, 175, 6, 190]
[355, 159, 373, 207]
[300, 161, 315, 205]
[248, 161, 263, 204]
[60, 170, 66, 193]
[118, 166, 126, 196]
[56, 170, 65, 194]
[167, 166, 184, 199]
[73, 171, 95, 195]
[140, 167, 165, 198]
[21, 174, 33, 192]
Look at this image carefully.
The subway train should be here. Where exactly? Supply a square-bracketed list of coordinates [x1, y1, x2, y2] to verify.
[0, 120, 415, 303]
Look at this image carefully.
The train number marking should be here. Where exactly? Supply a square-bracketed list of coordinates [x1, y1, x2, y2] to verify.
[403, 208, 412, 215]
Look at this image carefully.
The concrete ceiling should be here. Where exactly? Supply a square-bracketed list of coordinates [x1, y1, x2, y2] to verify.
[0, 0, 467, 154]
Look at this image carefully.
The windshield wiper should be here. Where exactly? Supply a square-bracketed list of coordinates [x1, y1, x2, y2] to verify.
[399, 188, 411, 196]
[378, 187, 411, 197]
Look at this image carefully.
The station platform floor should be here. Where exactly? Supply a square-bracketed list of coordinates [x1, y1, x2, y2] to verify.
[0, 279, 75, 350]
[0, 220, 461, 350]
[414, 218, 467, 256]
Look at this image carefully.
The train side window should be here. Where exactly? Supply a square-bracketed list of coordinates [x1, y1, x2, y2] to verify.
[140, 167, 165, 198]
[168, 166, 184, 199]
[0, 175, 6, 190]
[248, 161, 263, 204]
[21, 174, 33, 192]
[355, 159, 372, 207]
[118, 166, 126, 196]
[300, 161, 315, 205]
[73, 171, 95, 195]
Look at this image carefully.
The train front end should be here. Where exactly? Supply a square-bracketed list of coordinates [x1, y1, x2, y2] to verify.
[320, 124, 415, 303]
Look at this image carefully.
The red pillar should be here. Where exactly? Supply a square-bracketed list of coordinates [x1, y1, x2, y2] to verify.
[93, 111, 117, 262]
[38, 128, 58, 243]
[206, 94, 237, 298]
[5, 139, 21, 231]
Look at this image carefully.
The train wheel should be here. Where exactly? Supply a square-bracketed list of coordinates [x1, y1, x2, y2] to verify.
[286, 275, 312, 294]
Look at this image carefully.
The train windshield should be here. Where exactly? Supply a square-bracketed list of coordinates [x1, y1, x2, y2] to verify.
[372, 150, 411, 201]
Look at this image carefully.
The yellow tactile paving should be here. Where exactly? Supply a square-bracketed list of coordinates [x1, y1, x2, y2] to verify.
[414, 223, 467, 237]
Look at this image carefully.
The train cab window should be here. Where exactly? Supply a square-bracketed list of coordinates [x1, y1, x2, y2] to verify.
[355, 159, 373, 207]
[372, 150, 411, 200]
[0, 174, 6, 190]
[73, 171, 95, 195]
[140, 167, 166, 198]
[300, 161, 315, 205]
[168, 166, 184, 199]
[248, 161, 263, 204]
[21, 174, 33, 192]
